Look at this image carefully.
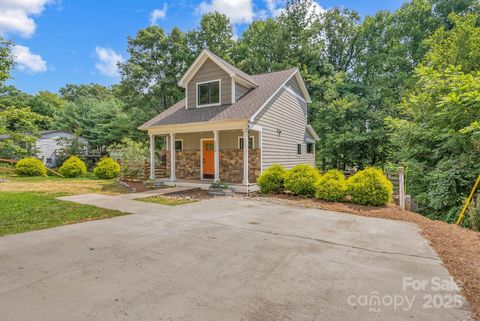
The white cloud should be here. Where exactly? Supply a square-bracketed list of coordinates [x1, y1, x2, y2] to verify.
[263, 0, 325, 19]
[0, 0, 52, 37]
[198, 0, 254, 24]
[94, 46, 124, 78]
[150, 3, 168, 25]
[265, 0, 284, 17]
[12, 45, 47, 73]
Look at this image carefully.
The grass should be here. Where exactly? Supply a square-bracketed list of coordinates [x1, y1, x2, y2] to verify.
[0, 192, 125, 236]
[0, 174, 128, 194]
[0, 170, 129, 236]
[135, 196, 197, 206]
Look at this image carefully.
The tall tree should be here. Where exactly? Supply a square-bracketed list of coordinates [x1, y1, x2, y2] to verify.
[387, 13, 480, 220]
[116, 26, 192, 138]
[188, 12, 236, 59]
[0, 37, 14, 84]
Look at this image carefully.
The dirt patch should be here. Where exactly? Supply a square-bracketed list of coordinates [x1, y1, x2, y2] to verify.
[243, 193, 480, 320]
[166, 189, 214, 200]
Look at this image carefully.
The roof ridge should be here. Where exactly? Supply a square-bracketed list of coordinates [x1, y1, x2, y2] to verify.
[252, 67, 298, 76]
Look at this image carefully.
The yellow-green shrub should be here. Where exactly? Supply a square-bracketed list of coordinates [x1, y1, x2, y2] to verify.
[315, 169, 347, 202]
[284, 164, 320, 197]
[257, 164, 287, 194]
[346, 167, 393, 206]
[59, 156, 87, 178]
[15, 157, 46, 176]
[93, 157, 120, 179]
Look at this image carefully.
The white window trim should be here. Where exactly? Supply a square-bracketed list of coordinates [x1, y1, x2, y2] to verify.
[238, 136, 254, 149]
[306, 142, 314, 154]
[196, 79, 221, 108]
[296, 143, 302, 156]
[174, 139, 183, 151]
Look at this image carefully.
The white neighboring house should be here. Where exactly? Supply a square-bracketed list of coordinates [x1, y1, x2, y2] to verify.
[36, 130, 89, 167]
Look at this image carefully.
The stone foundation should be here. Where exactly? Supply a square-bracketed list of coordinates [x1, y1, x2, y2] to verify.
[165, 150, 201, 180]
[162, 148, 260, 184]
[219, 148, 260, 183]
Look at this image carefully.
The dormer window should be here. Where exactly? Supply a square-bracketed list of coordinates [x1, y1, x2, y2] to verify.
[197, 80, 220, 107]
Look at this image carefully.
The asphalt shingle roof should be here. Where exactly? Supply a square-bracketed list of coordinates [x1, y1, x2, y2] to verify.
[139, 67, 298, 129]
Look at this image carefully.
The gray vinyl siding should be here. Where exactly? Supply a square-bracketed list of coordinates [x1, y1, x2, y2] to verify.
[235, 82, 249, 101]
[254, 87, 314, 170]
[285, 77, 303, 97]
[186, 58, 231, 108]
[170, 130, 259, 151]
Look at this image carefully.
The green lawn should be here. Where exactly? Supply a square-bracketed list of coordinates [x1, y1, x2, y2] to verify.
[0, 192, 126, 236]
[0, 170, 129, 236]
[135, 196, 196, 206]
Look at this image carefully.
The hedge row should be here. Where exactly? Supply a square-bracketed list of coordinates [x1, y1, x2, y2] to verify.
[257, 164, 393, 206]
[15, 156, 120, 179]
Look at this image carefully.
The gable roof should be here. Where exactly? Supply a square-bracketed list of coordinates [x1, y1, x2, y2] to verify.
[178, 49, 257, 88]
[140, 68, 300, 129]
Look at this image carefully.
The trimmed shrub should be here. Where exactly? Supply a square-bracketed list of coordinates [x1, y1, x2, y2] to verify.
[315, 169, 347, 202]
[284, 164, 321, 197]
[346, 167, 393, 206]
[58, 156, 87, 178]
[257, 164, 287, 194]
[15, 157, 47, 176]
[93, 157, 120, 179]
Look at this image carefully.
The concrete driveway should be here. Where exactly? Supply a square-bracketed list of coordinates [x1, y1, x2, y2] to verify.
[0, 196, 472, 321]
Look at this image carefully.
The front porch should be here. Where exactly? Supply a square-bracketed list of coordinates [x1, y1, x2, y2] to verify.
[147, 126, 262, 193]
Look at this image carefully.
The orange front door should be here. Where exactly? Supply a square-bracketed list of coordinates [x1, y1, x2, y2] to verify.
[202, 140, 214, 177]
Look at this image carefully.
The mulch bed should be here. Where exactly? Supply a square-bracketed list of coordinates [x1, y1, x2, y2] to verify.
[246, 193, 480, 321]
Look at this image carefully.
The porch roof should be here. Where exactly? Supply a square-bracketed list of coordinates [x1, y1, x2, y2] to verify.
[139, 68, 298, 130]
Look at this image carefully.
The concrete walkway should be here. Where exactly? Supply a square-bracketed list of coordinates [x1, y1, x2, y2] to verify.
[0, 196, 473, 321]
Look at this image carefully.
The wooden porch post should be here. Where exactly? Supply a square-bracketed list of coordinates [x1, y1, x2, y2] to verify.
[214, 130, 220, 182]
[149, 133, 155, 180]
[242, 128, 249, 185]
[170, 133, 176, 182]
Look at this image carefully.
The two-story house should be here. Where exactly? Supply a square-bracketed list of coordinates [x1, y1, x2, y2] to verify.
[139, 49, 319, 192]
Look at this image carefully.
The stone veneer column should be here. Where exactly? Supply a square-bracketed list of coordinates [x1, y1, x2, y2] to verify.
[242, 128, 249, 185]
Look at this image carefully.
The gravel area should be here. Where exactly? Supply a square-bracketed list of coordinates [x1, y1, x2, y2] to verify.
[241, 193, 480, 321]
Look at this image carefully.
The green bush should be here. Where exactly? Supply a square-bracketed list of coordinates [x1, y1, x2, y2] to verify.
[15, 157, 47, 176]
[468, 204, 480, 231]
[346, 167, 393, 206]
[93, 157, 120, 179]
[315, 169, 347, 202]
[284, 164, 320, 197]
[58, 156, 87, 178]
[257, 164, 287, 194]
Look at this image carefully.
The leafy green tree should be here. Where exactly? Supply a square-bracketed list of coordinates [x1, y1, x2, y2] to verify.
[59, 84, 113, 102]
[116, 26, 192, 138]
[0, 37, 14, 84]
[188, 12, 236, 59]
[423, 13, 480, 73]
[54, 97, 130, 149]
[0, 107, 50, 158]
[387, 14, 480, 220]
[0, 85, 31, 108]
[28, 91, 65, 118]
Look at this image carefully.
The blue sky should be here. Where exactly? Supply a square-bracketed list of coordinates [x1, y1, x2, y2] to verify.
[2, 0, 405, 94]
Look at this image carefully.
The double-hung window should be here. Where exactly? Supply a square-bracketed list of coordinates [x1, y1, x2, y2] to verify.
[197, 81, 220, 107]
[238, 136, 254, 149]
